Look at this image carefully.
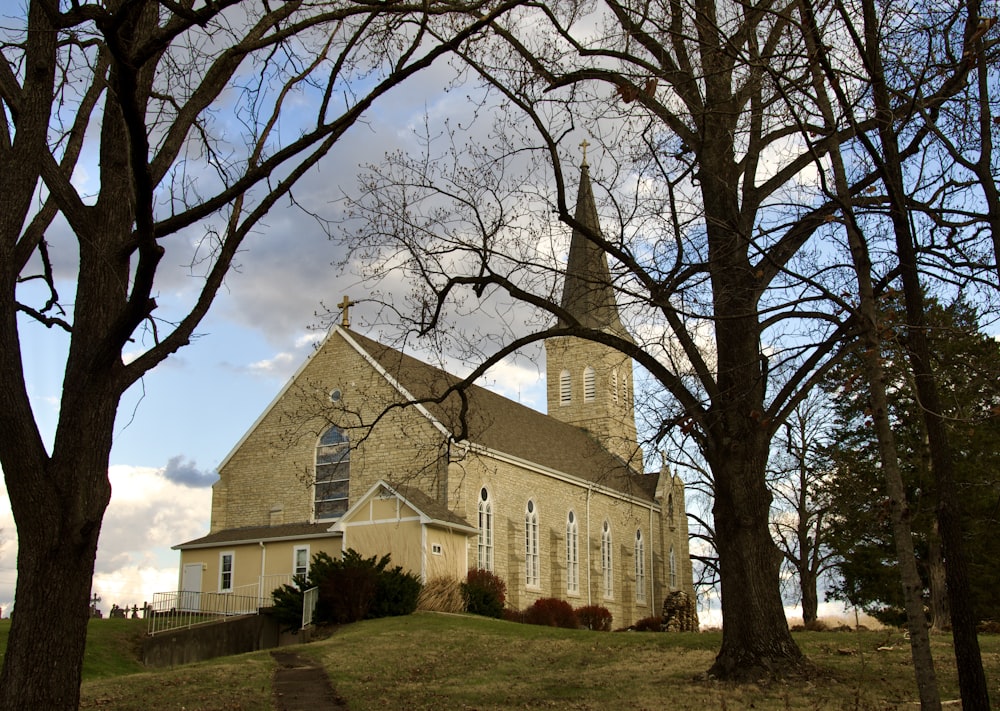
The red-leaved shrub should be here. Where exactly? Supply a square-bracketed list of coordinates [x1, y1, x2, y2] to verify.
[523, 598, 578, 629]
[632, 615, 662, 632]
[575, 604, 613, 631]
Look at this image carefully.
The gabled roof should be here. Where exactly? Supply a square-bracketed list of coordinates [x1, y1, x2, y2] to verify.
[174, 521, 339, 550]
[329, 480, 477, 535]
[342, 329, 658, 502]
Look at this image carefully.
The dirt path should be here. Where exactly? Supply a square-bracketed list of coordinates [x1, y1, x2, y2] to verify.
[271, 650, 349, 710]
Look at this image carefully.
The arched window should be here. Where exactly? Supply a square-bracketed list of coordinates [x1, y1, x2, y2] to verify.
[612, 369, 619, 404]
[583, 366, 596, 402]
[315, 426, 350, 520]
[601, 520, 613, 599]
[667, 494, 675, 529]
[669, 546, 678, 590]
[525, 499, 540, 587]
[566, 510, 579, 594]
[478, 487, 494, 571]
[559, 369, 572, 405]
[635, 529, 646, 603]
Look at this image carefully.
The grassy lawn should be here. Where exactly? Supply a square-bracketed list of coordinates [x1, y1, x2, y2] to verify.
[0, 614, 997, 710]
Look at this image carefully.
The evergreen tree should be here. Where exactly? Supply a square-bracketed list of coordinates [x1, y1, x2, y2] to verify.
[824, 296, 1000, 626]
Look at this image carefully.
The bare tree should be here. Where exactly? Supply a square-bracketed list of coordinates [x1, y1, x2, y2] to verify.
[0, 1, 517, 707]
[338, 0, 992, 685]
[769, 394, 837, 626]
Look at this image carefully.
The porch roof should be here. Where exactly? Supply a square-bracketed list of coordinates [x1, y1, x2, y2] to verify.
[173, 521, 341, 550]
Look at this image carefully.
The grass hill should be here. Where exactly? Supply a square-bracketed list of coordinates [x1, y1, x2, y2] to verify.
[1, 614, 995, 709]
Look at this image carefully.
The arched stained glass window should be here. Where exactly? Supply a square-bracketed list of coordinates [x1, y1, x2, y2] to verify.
[601, 520, 613, 599]
[315, 426, 350, 520]
[635, 529, 646, 603]
[478, 487, 494, 571]
[566, 510, 579, 594]
[525, 500, 540, 587]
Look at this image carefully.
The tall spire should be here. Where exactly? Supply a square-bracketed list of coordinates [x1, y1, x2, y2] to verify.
[558, 155, 630, 340]
[546, 150, 641, 471]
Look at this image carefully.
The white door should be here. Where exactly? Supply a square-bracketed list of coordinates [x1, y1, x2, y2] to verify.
[180, 563, 203, 611]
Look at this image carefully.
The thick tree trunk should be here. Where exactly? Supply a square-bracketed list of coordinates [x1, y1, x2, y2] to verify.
[927, 525, 950, 632]
[709, 450, 803, 678]
[800, 571, 819, 626]
[0, 487, 106, 709]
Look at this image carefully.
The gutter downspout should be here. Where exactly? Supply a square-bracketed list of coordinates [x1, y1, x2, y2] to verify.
[648, 503, 655, 614]
[259, 541, 266, 606]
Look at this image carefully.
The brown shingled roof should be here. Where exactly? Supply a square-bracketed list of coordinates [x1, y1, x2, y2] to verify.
[346, 330, 658, 502]
[174, 522, 339, 549]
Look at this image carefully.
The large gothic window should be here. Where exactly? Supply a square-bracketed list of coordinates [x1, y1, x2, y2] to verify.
[315, 426, 350, 520]
[478, 487, 494, 571]
[525, 499, 540, 587]
[559, 369, 571, 405]
[635, 529, 646, 603]
[601, 520, 613, 599]
[566, 510, 579, 594]
[583, 366, 596, 402]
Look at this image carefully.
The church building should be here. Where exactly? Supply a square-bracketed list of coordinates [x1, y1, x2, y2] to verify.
[174, 159, 695, 628]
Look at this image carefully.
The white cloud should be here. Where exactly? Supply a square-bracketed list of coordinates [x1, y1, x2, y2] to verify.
[0, 464, 211, 617]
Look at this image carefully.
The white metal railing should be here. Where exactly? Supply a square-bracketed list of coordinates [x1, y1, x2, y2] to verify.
[231, 574, 296, 608]
[146, 590, 261, 636]
[302, 587, 319, 629]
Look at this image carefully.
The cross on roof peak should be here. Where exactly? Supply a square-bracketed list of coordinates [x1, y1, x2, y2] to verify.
[338, 295, 355, 327]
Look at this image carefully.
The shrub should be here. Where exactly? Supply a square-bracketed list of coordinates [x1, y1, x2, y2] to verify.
[575, 605, 612, 632]
[632, 616, 662, 632]
[418, 576, 465, 613]
[462, 569, 507, 618]
[502, 607, 525, 623]
[317, 551, 381, 624]
[523, 598, 578, 629]
[369, 565, 422, 618]
[271, 549, 423, 628]
[270, 579, 307, 632]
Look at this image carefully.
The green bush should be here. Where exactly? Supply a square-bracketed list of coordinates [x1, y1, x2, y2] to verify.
[523, 598, 578, 629]
[462, 569, 507, 618]
[370, 565, 422, 618]
[575, 605, 612, 631]
[271, 549, 422, 628]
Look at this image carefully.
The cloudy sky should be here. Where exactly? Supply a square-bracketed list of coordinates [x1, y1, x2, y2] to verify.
[3, 27, 562, 616]
[2, 4, 894, 628]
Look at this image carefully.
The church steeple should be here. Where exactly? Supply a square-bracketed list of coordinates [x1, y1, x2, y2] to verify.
[558, 156, 631, 341]
[546, 151, 642, 471]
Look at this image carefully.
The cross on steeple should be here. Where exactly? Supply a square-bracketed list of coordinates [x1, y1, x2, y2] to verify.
[338, 295, 355, 327]
[580, 138, 591, 167]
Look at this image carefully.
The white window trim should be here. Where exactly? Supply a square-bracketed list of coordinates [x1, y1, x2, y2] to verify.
[566, 511, 579, 595]
[293, 545, 310, 579]
[525, 500, 540, 588]
[635, 530, 646, 604]
[219, 551, 234, 593]
[478, 488, 494, 571]
[601, 522, 613, 599]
